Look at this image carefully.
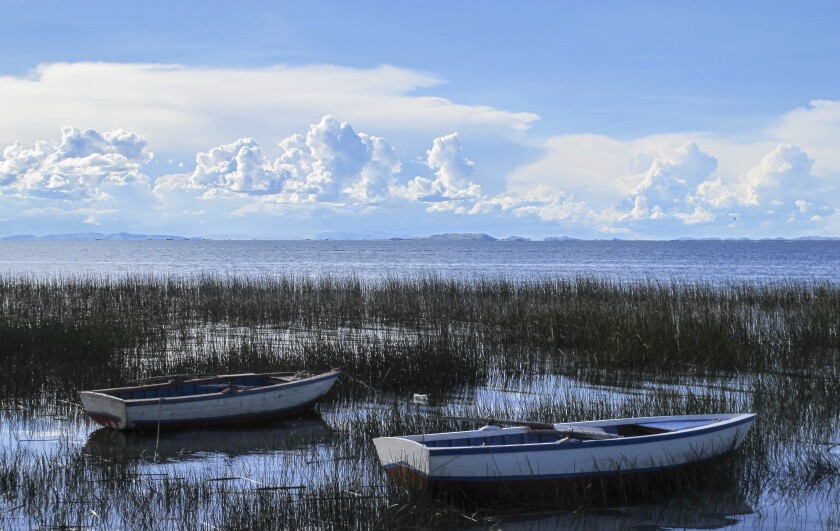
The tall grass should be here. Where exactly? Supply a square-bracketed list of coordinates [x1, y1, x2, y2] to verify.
[1, 274, 838, 404]
[0, 274, 839, 527]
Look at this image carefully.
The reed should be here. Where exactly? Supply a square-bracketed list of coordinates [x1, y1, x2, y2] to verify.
[0, 274, 839, 527]
[2, 274, 838, 403]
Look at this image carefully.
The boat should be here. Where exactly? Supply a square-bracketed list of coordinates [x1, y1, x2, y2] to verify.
[80, 370, 341, 430]
[373, 413, 755, 502]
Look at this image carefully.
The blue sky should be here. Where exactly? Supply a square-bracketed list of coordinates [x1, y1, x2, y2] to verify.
[1, 2, 839, 239]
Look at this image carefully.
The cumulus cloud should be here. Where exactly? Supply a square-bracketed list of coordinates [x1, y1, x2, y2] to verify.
[284, 115, 400, 202]
[2, 100, 839, 239]
[743, 144, 815, 206]
[626, 142, 718, 220]
[156, 116, 401, 204]
[495, 118, 840, 236]
[0, 126, 151, 200]
[770, 100, 840, 176]
[155, 138, 283, 196]
[395, 133, 482, 212]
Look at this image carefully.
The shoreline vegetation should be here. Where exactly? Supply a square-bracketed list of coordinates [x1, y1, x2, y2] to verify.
[1, 275, 839, 528]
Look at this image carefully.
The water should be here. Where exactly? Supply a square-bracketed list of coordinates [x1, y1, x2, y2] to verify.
[2, 239, 839, 527]
[1, 239, 839, 283]
[3, 368, 837, 529]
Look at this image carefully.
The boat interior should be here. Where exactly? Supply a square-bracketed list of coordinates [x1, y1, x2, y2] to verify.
[420, 418, 718, 448]
[103, 374, 301, 400]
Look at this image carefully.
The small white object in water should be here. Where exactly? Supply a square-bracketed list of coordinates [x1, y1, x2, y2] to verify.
[413, 393, 429, 404]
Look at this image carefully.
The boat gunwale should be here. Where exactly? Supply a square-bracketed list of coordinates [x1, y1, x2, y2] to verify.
[375, 413, 756, 457]
[80, 370, 342, 406]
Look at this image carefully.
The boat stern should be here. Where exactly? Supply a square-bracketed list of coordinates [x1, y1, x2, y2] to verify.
[372, 436, 430, 488]
[79, 391, 129, 430]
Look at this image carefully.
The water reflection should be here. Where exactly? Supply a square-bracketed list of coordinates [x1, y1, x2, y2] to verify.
[83, 412, 330, 463]
[477, 493, 753, 530]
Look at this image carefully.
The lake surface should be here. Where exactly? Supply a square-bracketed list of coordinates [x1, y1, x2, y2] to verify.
[2, 240, 839, 528]
[1, 239, 838, 283]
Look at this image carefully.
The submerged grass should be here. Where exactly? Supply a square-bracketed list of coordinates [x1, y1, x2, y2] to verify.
[0, 274, 839, 527]
[1, 274, 838, 403]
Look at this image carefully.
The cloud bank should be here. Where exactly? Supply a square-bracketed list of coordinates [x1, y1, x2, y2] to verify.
[0, 63, 838, 239]
[0, 62, 538, 155]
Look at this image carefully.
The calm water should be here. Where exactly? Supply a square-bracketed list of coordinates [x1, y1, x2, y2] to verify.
[2, 239, 839, 528]
[1, 239, 838, 283]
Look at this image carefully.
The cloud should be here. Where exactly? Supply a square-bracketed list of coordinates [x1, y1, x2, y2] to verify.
[0, 62, 539, 157]
[505, 134, 637, 208]
[494, 112, 840, 236]
[478, 186, 592, 223]
[770, 100, 840, 177]
[289, 115, 401, 202]
[2, 99, 839, 239]
[156, 115, 401, 204]
[742, 144, 816, 206]
[0, 126, 151, 200]
[155, 138, 283, 196]
[625, 142, 718, 220]
[395, 133, 482, 211]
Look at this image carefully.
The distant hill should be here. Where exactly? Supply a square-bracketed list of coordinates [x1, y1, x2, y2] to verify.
[1, 232, 201, 241]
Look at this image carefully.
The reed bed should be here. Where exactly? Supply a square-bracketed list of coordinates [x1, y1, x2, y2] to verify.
[0, 274, 839, 527]
[1, 274, 838, 402]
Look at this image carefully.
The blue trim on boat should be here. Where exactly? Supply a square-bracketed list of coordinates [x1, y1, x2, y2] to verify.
[113, 371, 340, 406]
[420, 415, 755, 457]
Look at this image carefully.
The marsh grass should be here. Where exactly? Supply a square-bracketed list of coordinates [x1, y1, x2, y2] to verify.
[1, 274, 839, 527]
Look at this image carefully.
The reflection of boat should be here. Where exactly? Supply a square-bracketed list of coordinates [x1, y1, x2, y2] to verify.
[373, 413, 755, 502]
[84, 413, 330, 461]
[466, 494, 754, 530]
[80, 370, 341, 430]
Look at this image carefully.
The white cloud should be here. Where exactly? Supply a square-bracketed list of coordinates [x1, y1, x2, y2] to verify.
[0, 126, 151, 200]
[505, 134, 637, 208]
[156, 115, 402, 205]
[395, 133, 482, 211]
[2, 97, 839, 239]
[290, 115, 400, 202]
[496, 115, 840, 236]
[479, 186, 592, 223]
[155, 138, 283, 196]
[626, 142, 718, 220]
[769, 100, 840, 177]
[0, 62, 539, 157]
[742, 144, 816, 206]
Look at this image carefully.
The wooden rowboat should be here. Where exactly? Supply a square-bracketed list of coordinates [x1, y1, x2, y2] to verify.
[80, 370, 341, 430]
[373, 413, 755, 500]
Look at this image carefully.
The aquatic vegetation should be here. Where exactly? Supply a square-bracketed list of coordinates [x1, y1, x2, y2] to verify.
[0, 274, 838, 527]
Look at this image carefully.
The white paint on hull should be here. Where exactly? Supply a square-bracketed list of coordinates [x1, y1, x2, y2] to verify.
[80, 371, 340, 430]
[373, 413, 755, 482]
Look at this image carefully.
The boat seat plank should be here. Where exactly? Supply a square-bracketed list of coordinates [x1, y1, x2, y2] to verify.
[636, 419, 714, 431]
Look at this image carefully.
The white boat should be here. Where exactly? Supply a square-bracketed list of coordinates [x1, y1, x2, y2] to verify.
[373, 413, 755, 498]
[80, 370, 341, 430]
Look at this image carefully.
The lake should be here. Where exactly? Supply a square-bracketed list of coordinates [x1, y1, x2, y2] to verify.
[1, 241, 838, 528]
[1, 239, 839, 283]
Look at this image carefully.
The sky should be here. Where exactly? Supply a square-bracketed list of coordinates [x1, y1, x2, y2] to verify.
[1, 2, 839, 240]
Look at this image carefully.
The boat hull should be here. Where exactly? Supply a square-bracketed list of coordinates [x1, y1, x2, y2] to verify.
[80, 370, 341, 430]
[373, 413, 755, 503]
